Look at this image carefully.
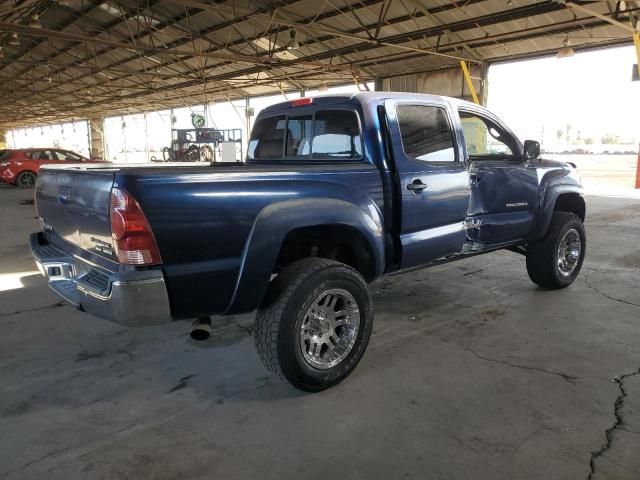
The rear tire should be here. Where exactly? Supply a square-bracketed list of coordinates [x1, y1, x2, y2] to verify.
[16, 171, 36, 188]
[254, 258, 373, 392]
[526, 212, 586, 289]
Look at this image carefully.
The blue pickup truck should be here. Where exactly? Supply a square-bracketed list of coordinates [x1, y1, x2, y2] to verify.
[30, 92, 586, 391]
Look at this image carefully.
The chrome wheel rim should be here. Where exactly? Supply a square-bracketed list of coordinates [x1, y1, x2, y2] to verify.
[299, 288, 360, 370]
[557, 228, 581, 276]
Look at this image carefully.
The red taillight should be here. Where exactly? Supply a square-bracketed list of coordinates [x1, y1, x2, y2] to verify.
[110, 188, 161, 265]
[291, 97, 313, 107]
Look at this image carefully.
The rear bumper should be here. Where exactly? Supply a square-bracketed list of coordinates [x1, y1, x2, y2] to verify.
[30, 232, 172, 327]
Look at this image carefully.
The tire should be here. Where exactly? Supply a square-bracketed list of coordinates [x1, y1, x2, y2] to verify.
[162, 147, 175, 162]
[16, 171, 37, 188]
[526, 212, 586, 289]
[200, 145, 214, 162]
[254, 258, 373, 392]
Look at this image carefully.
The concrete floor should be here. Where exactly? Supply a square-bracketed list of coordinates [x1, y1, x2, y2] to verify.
[1, 184, 639, 480]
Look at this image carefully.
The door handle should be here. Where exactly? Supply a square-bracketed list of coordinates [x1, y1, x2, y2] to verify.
[406, 179, 427, 193]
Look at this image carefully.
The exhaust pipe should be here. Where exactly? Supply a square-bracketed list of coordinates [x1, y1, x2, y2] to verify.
[190, 316, 212, 341]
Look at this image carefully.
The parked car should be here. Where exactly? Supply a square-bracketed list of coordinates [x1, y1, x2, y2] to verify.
[30, 93, 586, 391]
[0, 148, 98, 188]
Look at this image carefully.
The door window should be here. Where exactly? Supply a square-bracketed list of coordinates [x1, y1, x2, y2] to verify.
[56, 151, 84, 162]
[396, 105, 456, 163]
[30, 150, 55, 160]
[459, 111, 516, 160]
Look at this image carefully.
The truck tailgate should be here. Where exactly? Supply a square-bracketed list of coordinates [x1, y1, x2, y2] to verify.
[36, 166, 117, 261]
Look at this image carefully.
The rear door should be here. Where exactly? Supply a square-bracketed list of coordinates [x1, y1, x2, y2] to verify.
[384, 99, 471, 268]
[456, 106, 539, 244]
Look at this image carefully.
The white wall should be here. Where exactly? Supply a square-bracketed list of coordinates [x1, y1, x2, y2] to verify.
[8, 122, 90, 157]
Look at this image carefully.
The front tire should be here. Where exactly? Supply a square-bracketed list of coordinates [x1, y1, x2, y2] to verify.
[16, 171, 37, 188]
[254, 258, 373, 392]
[526, 212, 586, 289]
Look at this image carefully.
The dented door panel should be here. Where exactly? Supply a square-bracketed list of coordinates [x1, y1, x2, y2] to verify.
[466, 161, 539, 244]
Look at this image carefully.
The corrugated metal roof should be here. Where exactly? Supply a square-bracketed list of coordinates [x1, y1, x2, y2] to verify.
[0, 0, 635, 128]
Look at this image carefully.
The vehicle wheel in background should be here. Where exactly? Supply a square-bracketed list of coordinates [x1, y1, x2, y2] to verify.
[162, 147, 175, 162]
[16, 171, 37, 188]
[254, 258, 373, 392]
[184, 145, 200, 162]
[526, 212, 586, 289]
[200, 145, 214, 162]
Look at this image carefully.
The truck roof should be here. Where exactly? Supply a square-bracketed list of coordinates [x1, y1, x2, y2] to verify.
[259, 91, 479, 116]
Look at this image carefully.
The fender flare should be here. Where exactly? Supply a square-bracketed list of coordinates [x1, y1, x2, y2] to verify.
[224, 197, 385, 315]
[533, 184, 585, 241]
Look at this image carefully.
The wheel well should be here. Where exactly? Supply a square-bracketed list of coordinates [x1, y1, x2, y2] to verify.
[554, 193, 585, 221]
[275, 225, 377, 281]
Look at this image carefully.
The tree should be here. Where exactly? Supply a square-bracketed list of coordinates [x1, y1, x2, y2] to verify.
[601, 134, 620, 145]
[556, 129, 563, 143]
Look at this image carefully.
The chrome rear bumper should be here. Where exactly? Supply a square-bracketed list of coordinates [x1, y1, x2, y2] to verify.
[30, 232, 172, 327]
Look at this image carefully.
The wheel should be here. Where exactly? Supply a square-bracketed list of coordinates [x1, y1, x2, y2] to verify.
[200, 145, 214, 162]
[254, 258, 373, 392]
[16, 171, 37, 188]
[162, 147, 175, 162]
[526, 212, 586, 289]
[184, 144, 200, 162]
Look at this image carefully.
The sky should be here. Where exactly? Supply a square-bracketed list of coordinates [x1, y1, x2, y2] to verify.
[487, 45, 639, 146]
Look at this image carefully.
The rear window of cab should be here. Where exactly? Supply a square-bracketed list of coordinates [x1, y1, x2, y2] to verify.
[247, 109, 363, 161]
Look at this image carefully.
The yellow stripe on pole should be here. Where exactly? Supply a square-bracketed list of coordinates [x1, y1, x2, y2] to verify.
[634, 32, 640, 80]
[460, 60, 480, 105]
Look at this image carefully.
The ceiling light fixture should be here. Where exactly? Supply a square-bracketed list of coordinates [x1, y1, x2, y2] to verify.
[318, 82, 329, 92]
[286, 30, 299, 50]
[9, 33, 20, 46]
[556, 38, 574, 59]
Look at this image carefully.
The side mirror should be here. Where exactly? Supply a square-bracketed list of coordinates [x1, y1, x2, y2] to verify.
[523, 140, 540, 160]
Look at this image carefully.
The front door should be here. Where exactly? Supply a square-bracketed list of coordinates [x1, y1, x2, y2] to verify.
[456, 107, 539, 245]
[384, 100, 471, 268]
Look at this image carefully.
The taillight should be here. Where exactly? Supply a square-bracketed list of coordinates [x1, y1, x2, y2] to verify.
[110, 188, 161, 265]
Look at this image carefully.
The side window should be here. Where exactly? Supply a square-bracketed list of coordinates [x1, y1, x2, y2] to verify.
[247, 115, 286, 160]
[33, 150, 54, 160]
[286, 115, 312, 157]
[57, 151, 82, 161]
[459, 111, 515, 159]
[311, 110, 362, 159]
[396, 105, 456, 163]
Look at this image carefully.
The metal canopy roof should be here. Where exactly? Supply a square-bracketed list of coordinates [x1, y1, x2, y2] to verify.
[0, 0, 636, 128]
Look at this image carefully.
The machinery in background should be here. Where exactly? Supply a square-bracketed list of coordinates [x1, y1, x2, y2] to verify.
[157, 127, 243, 163]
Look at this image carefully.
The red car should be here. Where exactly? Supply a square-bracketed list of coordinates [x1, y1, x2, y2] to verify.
[0, 148, 100, 188]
